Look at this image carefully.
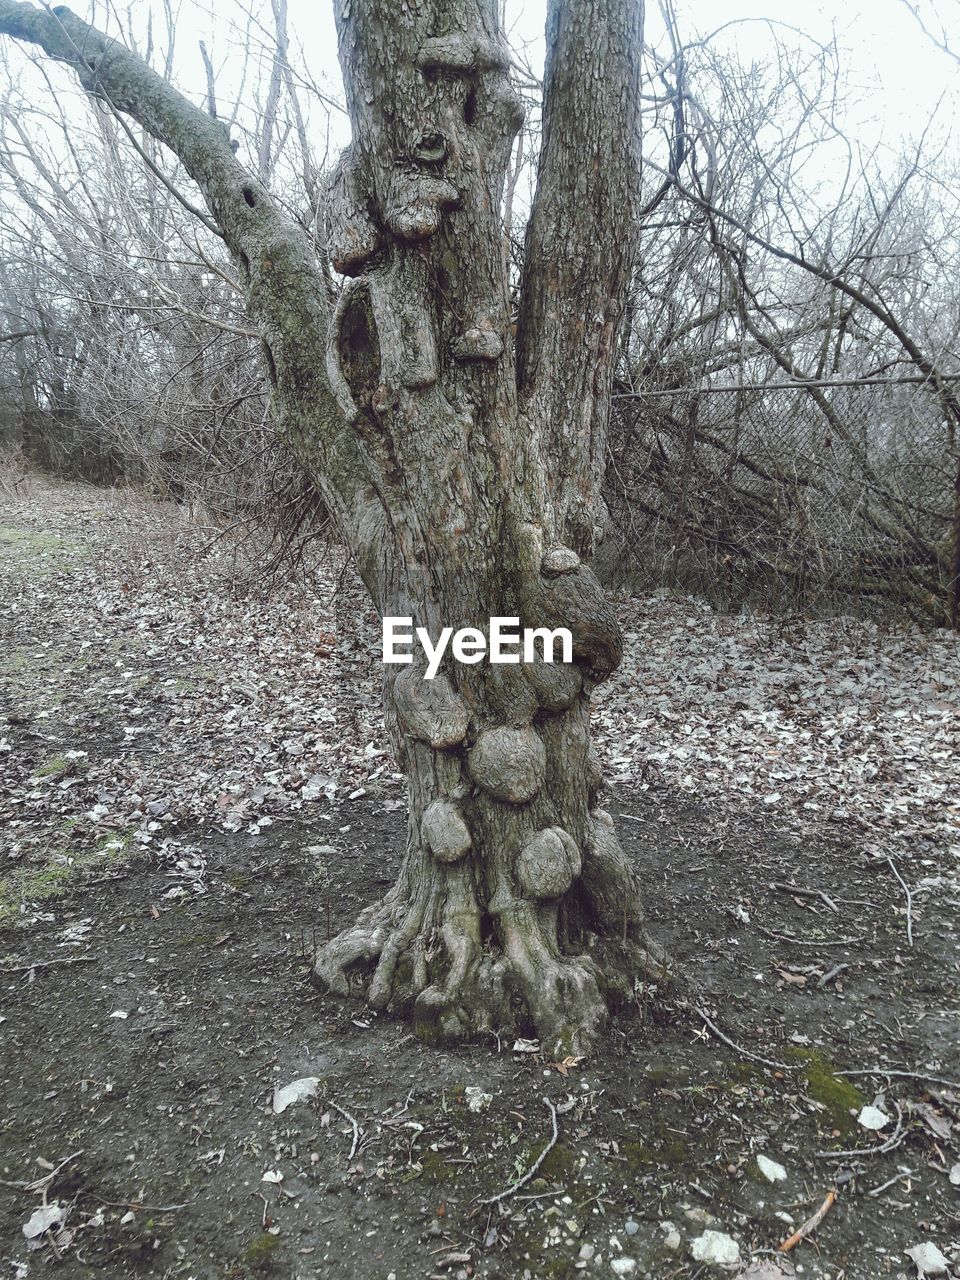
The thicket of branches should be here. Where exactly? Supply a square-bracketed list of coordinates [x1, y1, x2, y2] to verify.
[1, 0, 958, 620]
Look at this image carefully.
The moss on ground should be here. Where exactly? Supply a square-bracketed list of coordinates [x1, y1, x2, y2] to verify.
[787, 1047, 865, 1133]
[242, 1232, 281, 1270]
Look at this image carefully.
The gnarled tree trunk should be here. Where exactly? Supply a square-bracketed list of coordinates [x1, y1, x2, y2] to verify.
[0, 0, 668, 1053]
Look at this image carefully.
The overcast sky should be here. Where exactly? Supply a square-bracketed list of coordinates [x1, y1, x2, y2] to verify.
[1, 0, 957, 197]
[168, 0, 959, 164]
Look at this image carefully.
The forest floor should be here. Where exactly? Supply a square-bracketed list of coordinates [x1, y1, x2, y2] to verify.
[0, 469, 958, 1280]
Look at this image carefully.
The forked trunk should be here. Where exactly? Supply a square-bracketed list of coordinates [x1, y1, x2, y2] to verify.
[0, 0, 660, 1053]
[303, 0, 662, 1051]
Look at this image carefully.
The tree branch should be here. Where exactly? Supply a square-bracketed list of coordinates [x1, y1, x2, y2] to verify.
[515, 0, 644, 554]
[0, 0, 370, 547]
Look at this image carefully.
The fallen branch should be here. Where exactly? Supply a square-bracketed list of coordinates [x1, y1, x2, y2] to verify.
[836, 1068, 960, 1089]
[867, 1169, 913, 1198]
[761, 928, 867, 948]
[327, 1100, 361, 1161]
[886, 858, 914, 947]
[0, 1150, 82, 1193]
[817, 963, 850, 990]
[779, 1187, 837, 1251]
[693, 1006, 796, 1072]
[771, 882, 839, 913]
[479, 1097, 559, 1206]
[0, 956, 96, 975]
[816, 1100, 904, 1160]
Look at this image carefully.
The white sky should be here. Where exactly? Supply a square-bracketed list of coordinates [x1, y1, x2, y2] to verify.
[0, 0, 957, 198]
[175, 0, 959, 162]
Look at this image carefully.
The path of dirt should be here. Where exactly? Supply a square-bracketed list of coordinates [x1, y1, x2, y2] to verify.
[1, 470, 958, 1279]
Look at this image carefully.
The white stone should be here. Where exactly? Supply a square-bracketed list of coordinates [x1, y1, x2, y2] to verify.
[464, 1086, 492, 1113]
[659, 1221, 681, 1251]
[950, 1162, 960, 1186]
[690, 1230, 741, 1267]
[857, 1105, 891, 1131]
[756, 1153, 787, 1183]
[578, 1243, 595, 1261]
[610, 1260, 636, 1277]
[684, 1206, 717, 1226]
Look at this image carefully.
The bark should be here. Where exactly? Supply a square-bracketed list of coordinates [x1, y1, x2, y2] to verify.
[0, 0, 668, 1054]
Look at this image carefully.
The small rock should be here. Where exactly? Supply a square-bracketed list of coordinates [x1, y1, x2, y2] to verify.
[756, 1154, 787, 1183]
[624, 1219, 639, 1236]
[684, 1206, 717, 1226]
[949, 1162, 960, 1186]
[906, 1242, 949, 1276]
[464, 1086, 492, 1113]
[857, 1105, 890, 1131]
[690, 1230, 741, 1267]
[610, 1260, 636, 1278]
[578, 1243, 596, 1261]
[659, 1221, 681, 1251]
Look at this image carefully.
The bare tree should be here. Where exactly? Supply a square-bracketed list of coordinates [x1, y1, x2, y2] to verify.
[0, 0, 666, 1052]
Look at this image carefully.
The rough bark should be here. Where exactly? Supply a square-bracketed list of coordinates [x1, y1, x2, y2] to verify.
[0, 0, 668, 1054]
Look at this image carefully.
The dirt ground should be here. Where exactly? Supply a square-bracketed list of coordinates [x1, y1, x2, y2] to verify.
[1, 474, 958, 1280]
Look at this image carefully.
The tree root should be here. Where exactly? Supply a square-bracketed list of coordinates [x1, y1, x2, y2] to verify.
[311, 884, 656, 1056]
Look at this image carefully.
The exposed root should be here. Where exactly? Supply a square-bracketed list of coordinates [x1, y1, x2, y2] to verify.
[312, 821, 673, 1054]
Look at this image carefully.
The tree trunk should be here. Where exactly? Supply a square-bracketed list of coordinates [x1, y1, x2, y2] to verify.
[0, 0, 668, 1053]
[316, 569, 668, 1053]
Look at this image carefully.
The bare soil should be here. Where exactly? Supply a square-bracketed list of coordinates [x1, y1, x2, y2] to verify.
[1, 474, 958, 1280]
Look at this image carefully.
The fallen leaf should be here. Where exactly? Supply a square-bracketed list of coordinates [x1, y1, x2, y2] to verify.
[272, 1077, 321, 1114]
[905, 1242, 949, 1276]
[23, 1203, 64, 1239]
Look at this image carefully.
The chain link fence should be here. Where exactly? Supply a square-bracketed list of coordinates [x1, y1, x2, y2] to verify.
[603, 377, 960, 627]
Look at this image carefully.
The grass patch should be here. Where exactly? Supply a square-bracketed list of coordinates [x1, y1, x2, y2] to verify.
[0, 831, 134, 925]
[0, 526, 87, 576]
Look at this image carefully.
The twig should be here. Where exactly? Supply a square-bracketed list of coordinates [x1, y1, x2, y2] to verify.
[328, 1100, 361, 1160]
[693, 1006, 795, 1072]
[816, 1100, 904, 1160]
[779, 1187, 837, 1251]
[761, 928, 867, 948]
[88, 1196, 193, 1211]
[479, 1097, 559, 1206]
[771, 882, 839, 913]
[0, 1150, 83, 1193]
[817, 963, 850, 990]
[886, 858, 913, 946]
[0, 956, 96, 974]
[837, 1068, 960, 1089]
[867, 1169, 913, 1198]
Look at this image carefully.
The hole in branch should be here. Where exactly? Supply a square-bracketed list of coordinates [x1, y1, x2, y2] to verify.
[261, 340, 278, 387]
[243, 186, 257, 208]
[464, 87, 478, 126]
